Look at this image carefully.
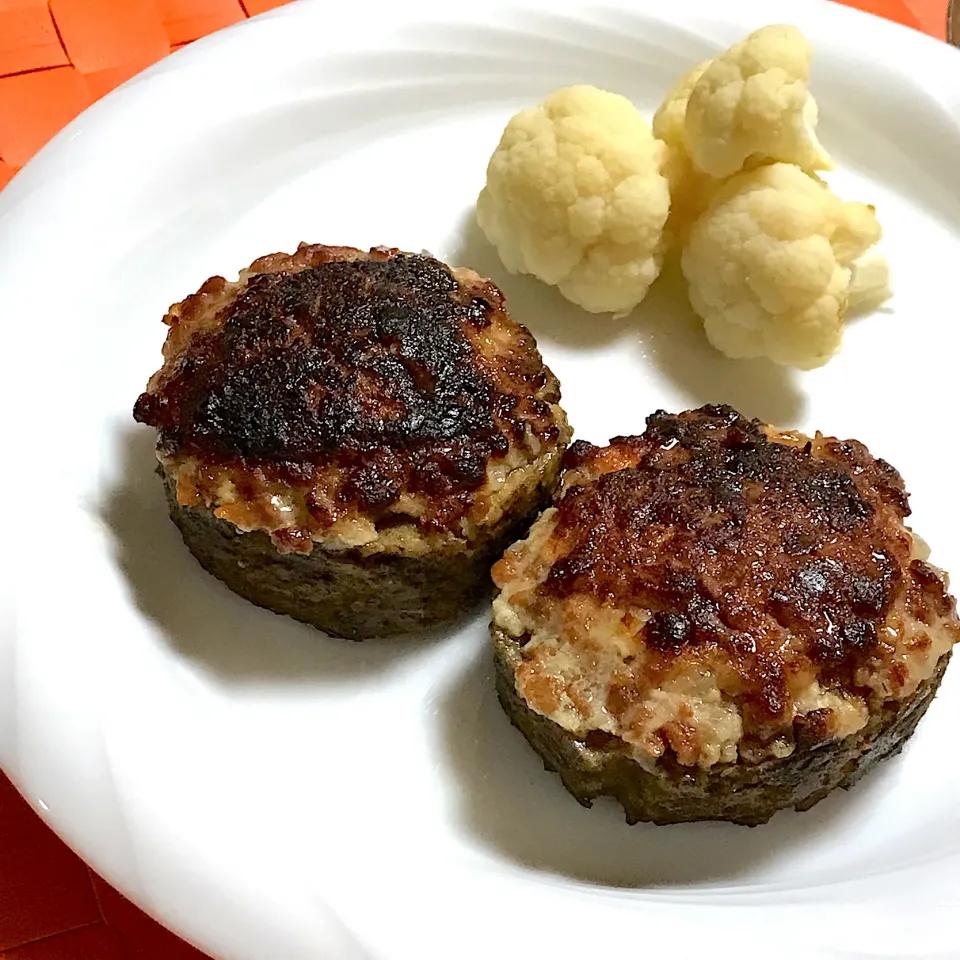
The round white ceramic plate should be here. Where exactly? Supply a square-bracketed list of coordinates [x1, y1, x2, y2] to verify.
[3, 1, 960, 957]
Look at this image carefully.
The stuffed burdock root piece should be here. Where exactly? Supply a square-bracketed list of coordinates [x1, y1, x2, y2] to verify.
[491, 405, 957, 825]
[134, 244, 571, 640]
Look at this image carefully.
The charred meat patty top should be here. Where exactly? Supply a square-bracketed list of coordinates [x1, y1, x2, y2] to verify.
[492, 405, 958, 768]
[134, 244, 568, 553]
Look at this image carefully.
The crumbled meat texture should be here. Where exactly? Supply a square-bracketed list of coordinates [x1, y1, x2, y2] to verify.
[134, 245, 563, 538]
[494, 405, 960, 765]
[546, 407, 921, 714]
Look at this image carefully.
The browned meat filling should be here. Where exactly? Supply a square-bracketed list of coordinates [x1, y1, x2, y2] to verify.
[135, 244, 568, 555]
[493, 405, 959, 767]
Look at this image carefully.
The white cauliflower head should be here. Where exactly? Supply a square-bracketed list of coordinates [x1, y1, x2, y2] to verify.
[684, 25, 832, 179]
[653, 60, 712, 148]
[681, 163, 888, 370]
[652, 61, 717, 241]
[477, 85, 671, 315]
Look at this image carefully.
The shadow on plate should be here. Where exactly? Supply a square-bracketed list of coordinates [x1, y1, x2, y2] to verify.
[447, 213, 633, 351]
[633, 258, 807, 428]
[100, 426, 460, 687]
[439, 648, 893, 888]
[448, 215, 807, 428]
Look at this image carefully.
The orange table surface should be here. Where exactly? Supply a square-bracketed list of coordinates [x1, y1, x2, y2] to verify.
[0, 1, 954, 958]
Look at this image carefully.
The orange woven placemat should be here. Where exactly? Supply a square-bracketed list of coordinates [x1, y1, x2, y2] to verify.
[0, 1, 952, 958]
[0, 0, 286, 185]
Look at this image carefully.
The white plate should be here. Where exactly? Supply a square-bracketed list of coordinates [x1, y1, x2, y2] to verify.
[3, 1, 960, 957]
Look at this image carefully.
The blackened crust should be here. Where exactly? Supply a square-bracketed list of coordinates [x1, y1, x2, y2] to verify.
[134, 246, 563, 531]
[543, 405, 937, 720]
[493, 623, 951, 825]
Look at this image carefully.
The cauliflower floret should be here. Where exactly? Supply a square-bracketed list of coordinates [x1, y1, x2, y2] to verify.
[653, 61, 712, 148]
[477, 85, 670, 315]
[653, 61, 717, 241]
[681, 163, 889, 370]
[685, 25, 833, 179]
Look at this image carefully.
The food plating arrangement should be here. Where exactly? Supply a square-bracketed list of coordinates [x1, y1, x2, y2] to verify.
[132, 24, 958, 828]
